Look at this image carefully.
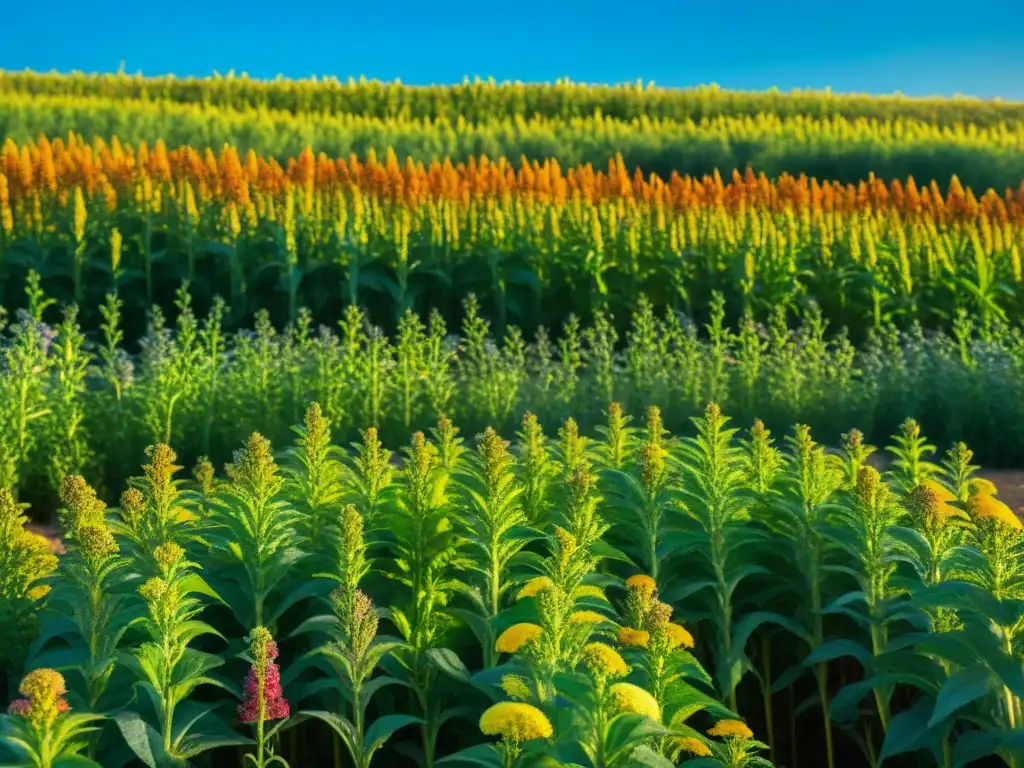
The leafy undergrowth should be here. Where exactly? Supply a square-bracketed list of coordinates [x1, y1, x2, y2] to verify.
[1, 402, 1023, 768]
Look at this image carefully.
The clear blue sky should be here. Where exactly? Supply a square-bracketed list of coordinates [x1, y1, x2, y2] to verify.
[5, 0, 1024, 99]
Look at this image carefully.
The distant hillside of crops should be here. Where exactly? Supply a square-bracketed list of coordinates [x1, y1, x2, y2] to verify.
[2, 73, 1024, 191]
[3, 71, 1023, 125]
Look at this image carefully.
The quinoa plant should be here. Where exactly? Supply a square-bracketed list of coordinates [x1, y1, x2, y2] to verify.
[674, 404, 768, 713]
[282, 403, 344, 554]
[513, 413, 557, 527]
[208, 433, 305, 629]
[604, 407, 676, 584]
[114, 445, 196, 573]
[0, 668, 104, 768]
[119, 542, 244, 764]
[768, 425, 844, 768]
[0, 489, 58, 698]
[238, 627, 291, 768]
[386, 431, 464, 768]
[302, 505, 419, 768]
[459, 428, 532, 668]
[34, 476, 130, 713]
[593, 403, 635, 473]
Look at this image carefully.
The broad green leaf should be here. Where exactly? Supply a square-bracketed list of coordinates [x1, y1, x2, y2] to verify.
[363, 714, 423, 752]
[928, 666, 994, 727]
[435, 743, 503, 767]
[113, 711, 161, 768]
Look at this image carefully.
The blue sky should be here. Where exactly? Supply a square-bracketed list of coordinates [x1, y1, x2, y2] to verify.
[4, 0, 1024, 99]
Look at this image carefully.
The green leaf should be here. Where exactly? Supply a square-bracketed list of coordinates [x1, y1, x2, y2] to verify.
[427, 648, 472, 682]
[629, 745, 676, 767]
[363, 714, 423, 752]
[928, 666, 993, 727]
[951, 730, 1000, 768]
[435, 743, 503, 767]
[113, 711, 162, 768]
[178, 573, 225, 604]
[804, 638, 873, 667]
[880, 699, 936, 763]
[300, 711, 357, 755]
[730, 611, 812, 664]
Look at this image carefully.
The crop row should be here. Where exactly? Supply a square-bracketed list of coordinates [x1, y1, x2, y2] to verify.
[2, 398, 1022, 767]
[3, 95, 1024, 190]
[2, 136, 1023, 341]
[1, 272, 1023, 521]
[3, 71, 1022, 127]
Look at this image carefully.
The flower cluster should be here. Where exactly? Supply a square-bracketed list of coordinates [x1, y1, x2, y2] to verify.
[239, 627, 290, 723]
[7, 669, 71, 728]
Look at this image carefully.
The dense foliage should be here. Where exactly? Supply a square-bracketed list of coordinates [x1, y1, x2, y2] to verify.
[4, 95, 1024, 191]
[2, 401, 1023, 767]
[2, 276, 1024, 517]
[2, 71, 1024, 768]
[1, 135, 1023, 343]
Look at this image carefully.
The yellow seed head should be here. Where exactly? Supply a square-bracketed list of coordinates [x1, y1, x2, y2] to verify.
[579, 642, 629, 678]
[618, 627, 650, 647]
[609, 682, 660, 722]
[568, 610, 607, 625]
[495, 623, 543, 654]
[500, 675, 532, 701]
[479, 702, 553, 742]
[708, 719, 754, 740]
[516, 576, 554, 600]
[676, 737, 712, 757]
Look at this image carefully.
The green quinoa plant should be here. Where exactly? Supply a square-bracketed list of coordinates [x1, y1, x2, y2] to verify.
[31, 476, 131, 715]
[0, 489, 58, 698]
[673, 404, 771, 713]
[118, 541, 245, 765]
[113, 445, 197, 573]
[593, 403, 636, 474]
[281, 403, 345, 553]
[604, 406, 676, 584]
[769, 425, 844, 768]
[514, 413, 558, 527]
[43, 306, 90, 490]
[301, 504, 419, 768]
[458, 428, 533, 668]
[0, 668, 104, 768]
[386, 431, 464, 768]
[207, 433, 305, 629]
[347, 427, 393, 528]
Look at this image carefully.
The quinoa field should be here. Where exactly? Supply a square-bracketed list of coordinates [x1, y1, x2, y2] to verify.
[1, 72, 1024, 768]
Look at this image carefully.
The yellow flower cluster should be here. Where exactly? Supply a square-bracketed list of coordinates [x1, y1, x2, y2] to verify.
[579, 642, 629, 678]
[500, 675, 532, 700]
[969, 492, 1023, 530]
[708, 719, 754, 740]
[625, 574, 657, 596]
[618, 627, 651, 647]
[11, 669, 70, 727]
[495, 623, 543, 654]
[609, 682, 660, 722]
[676, 737, 713, 757]
[664, 623, 695, 649]
[567, 610, 607, 625]
[516, 576, 553, 600]
[479, 702, 553, 742]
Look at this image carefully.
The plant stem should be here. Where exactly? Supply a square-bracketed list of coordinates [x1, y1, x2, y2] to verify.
[712, 528, 737, 711]
[760, 633, 776, 764]
[811, 548, 835, 768]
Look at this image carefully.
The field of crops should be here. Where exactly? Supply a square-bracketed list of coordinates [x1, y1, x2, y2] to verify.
[2, 71, 1024, 768]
